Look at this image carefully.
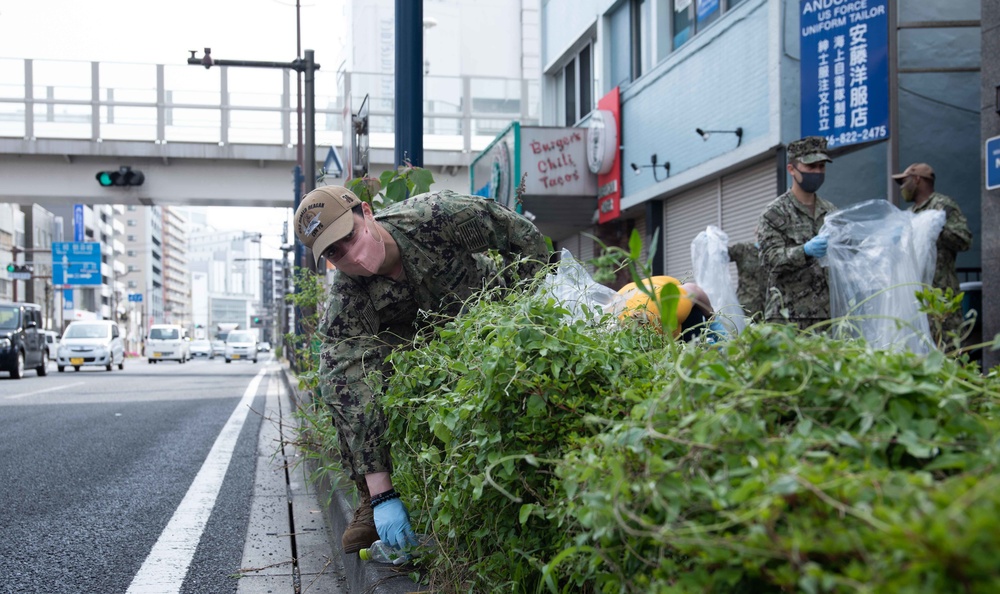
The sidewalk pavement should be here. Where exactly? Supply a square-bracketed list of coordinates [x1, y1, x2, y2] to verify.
[237, 363, 424, 594]
[235, 369, 348, 594]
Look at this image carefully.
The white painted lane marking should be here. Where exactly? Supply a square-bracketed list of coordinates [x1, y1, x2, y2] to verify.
[126, 368, 268, 594]
[5, 381, 86, 400]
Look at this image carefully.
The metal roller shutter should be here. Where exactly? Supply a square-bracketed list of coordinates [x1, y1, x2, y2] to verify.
[557, 234, 581, 259]
[557, 230, 596, 273]
[578, 229, 594, 269]
[720, 159, 778, 244]
[719, 159, 777, 285]
[633, 216, 649, 268]
[663, 181, 720, 281]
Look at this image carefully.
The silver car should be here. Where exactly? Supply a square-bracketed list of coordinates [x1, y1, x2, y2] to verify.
[224, 331, 258, 363]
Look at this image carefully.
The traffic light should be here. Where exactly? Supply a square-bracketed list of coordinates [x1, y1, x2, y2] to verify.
[252, 316, 262, 326]
[6, 263, 32, 274]
[96, 166, 145, 187]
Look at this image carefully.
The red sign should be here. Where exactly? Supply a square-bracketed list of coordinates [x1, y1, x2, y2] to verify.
[596, 87, 621, 223]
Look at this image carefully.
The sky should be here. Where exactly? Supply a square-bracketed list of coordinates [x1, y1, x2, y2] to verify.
[0, 0, 346, 67]
[0, 0, 348, 258]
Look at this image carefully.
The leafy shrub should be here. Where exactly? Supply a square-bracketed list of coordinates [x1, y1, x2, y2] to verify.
[379, 284, 1000, 593]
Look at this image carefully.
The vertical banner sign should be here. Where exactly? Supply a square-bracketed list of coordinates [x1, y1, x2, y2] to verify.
[595, 87, 622, 224]
[800, 0, 889, 149]
[67, 204, 85, 309]
[73, 204, 84, 241]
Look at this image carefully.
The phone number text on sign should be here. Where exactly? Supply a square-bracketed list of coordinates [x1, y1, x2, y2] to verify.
[827, 125, 887, 148]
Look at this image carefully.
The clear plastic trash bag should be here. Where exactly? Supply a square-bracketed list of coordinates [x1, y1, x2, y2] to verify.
[535, 249, 625, 323]
[691, 226, 747, 335]
[818, 199, 945, 353]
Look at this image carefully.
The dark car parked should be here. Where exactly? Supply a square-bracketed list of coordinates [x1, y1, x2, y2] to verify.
[0, 302, 48, 379]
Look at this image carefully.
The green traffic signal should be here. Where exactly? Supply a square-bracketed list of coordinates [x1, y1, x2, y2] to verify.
[96, 166, 145, 187]
[6, 263, 14, 273]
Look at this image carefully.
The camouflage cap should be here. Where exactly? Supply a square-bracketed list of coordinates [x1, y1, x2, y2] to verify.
[294, 186, 362, 267]
[891, 162, 935, 183]
[787, 136, 832, 164]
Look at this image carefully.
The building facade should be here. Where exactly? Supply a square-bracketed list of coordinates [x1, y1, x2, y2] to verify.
[187, 227, 261, 338]
[539, 0, 982, 286]
[332, 0, 542, 187]
[161, 207, 191, 328]
[116, 203, 165, 349]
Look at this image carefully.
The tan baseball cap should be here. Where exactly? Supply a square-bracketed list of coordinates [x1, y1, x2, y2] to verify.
[294, 186, 362, 266]
[891, 162, 935, 184]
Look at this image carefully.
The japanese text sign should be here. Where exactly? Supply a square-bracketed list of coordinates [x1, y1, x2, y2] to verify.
[800, 0, 889, 149]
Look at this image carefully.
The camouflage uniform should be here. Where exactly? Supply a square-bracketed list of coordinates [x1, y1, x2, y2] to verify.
[910, 192, 972, 335]
[757, 190, 837, 329]
[728, 241, 765, 319]
[317, 190, 549, 483]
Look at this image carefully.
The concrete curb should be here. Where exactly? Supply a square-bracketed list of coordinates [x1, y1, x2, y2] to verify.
[279, 364, 425, 594]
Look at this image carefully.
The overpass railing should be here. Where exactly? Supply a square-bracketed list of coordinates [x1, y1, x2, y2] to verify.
[0, 58, 539, 154]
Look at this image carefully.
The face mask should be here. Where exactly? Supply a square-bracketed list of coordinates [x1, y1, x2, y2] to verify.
[331, 213, 385, 276]
[901, 178, 917, 202]
[794, 166, 825, 194]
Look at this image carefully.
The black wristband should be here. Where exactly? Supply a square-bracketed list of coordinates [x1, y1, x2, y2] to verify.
[370, 488, 401, 508]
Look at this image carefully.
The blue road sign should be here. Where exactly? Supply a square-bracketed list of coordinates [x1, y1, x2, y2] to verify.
[74, 204, 84, 241]
[987, 135, 1000, 191]
[52, 242, 103, 287]
[800, 0, 889, 149]
[128, 293, 143, 303]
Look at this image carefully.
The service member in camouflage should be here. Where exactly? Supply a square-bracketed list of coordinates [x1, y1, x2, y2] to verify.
[892, 162, 973, 339]
[727, 240, 765, 319]
[294, 185, 549, 554]
[757, 136, 838, 330]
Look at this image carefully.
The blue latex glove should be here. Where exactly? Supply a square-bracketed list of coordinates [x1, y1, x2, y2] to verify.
[705, 319, 729, 345]
[373, 498, 419, 550]
[803, 235, 829, 259]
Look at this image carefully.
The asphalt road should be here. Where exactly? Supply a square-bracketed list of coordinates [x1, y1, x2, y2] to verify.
[0, 354, 277, 594]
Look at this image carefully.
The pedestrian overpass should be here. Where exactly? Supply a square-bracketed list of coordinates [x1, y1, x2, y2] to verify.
[0, 57, 538, 209]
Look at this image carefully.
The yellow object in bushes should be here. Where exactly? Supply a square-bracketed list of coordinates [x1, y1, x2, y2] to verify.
[616, 276, 693, 334]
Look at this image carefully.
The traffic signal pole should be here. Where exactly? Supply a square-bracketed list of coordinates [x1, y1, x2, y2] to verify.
[6, 245, 50, 303]
[188, 48, 319, 368]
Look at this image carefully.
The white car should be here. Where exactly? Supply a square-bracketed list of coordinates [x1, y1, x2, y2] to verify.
[189, 339, 213, 359]
[147, 324, 190, 364]
[224, 331, 258, 363]
[44, 330, 60, 360]
[57, 320, 125, 372]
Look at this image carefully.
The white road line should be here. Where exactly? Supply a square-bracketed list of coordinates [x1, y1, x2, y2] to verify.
[5, 381, 86, 400]
[126, 368, 268, 594]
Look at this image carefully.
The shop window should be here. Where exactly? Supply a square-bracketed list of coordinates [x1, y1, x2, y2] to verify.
[555, 42, 594, 126]
[632, 0, 653, 79]
[670, 0, 745, 52]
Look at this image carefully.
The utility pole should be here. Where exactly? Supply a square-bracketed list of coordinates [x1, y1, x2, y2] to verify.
[186, 48, 320, 271]
[395, 0, 424, 167]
